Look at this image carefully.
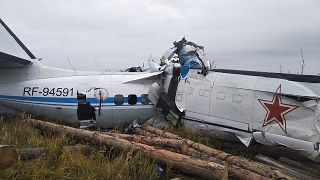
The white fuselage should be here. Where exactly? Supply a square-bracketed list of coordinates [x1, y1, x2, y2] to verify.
[0, 61, 159, 128]
[163, 69, 320, 161]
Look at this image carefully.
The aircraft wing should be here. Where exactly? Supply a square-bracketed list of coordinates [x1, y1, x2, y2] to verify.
[0, 18, 36, 68]
[122, 72, 162, 84]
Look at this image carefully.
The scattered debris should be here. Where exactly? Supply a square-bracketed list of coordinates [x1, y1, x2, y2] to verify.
[155, 163, 166, 176]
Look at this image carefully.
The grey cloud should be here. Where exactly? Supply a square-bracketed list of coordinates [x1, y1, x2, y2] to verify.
[1, 0, 319, 74]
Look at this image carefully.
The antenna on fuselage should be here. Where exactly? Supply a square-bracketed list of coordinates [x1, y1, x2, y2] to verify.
[94, 60, 104, 73]
[67, 57, 77, 71]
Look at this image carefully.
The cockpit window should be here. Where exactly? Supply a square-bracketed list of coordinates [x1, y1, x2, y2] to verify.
[128, 94, 137, 105]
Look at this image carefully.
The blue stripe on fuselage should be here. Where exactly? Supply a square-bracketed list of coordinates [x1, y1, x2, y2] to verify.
[0, 95, 142, 105]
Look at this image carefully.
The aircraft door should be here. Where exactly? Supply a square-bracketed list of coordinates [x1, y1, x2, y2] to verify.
[185, 78, 212, 115]
[210, 87, 255, 124]
[77, 93, 96, 121]
[76, 87, 109, 122]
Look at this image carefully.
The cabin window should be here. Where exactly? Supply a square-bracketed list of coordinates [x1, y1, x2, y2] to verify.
[141, 94, 150, 105]
[128, 94, 137, 105]
[114, 94, 124, 105]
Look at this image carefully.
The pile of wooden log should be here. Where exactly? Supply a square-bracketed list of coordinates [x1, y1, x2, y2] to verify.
[2, 119, 319, 179]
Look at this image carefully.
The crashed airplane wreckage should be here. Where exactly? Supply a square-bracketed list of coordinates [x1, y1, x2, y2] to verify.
[0, 18, 319, 162]
[148, 37, 320, 162]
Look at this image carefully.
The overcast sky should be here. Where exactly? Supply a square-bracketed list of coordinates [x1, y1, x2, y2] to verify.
[1, 0, 320, 74]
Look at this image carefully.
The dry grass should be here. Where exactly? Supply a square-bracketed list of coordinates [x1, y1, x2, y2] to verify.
[0, 115, 183, 180]
[163, 115, 254, 159]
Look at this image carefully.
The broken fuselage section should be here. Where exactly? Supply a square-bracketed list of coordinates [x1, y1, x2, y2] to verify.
[150, 38, 320, 162]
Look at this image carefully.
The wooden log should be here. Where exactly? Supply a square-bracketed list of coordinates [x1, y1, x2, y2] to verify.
[139, 125, 307, 161]
[16, 145, 95, 161]
[62, 145, 96, 155]
[168, 130, 309, 162]
[88, 131, 278, 179]
[0, 145, 18, 170]
[301, 161, 320, 172]
[103, 137, 266, 180]
[100, 132, 188, 153]
[139, 125, 181, 140]
[23, 119, 226, 179]
[255, 154, 313, 179]
[133, 128, 158, 137]
[25, 119, 295, 179]
[227, 165, 267, 180]
[168, 147, 267, 180]
[278, 157, 320, 177]
[16, 147, 47, 160]
[140, 125, 291, 179]
[103, 132, 208, 166]
[221, 167, 228, 180]
[193, 128, 240, 142]
[246, 143, 310, 162]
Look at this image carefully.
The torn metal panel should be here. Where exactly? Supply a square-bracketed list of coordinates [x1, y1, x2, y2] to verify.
[159, 37, 320, 162]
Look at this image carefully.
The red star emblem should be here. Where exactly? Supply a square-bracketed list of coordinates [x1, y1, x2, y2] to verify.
[258, 85, 298, 133]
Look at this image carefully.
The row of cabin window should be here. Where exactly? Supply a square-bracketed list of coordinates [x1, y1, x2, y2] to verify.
[114, 94, 150, 105]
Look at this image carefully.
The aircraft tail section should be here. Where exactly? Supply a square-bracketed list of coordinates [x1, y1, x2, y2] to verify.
[0, 18, 36, 68]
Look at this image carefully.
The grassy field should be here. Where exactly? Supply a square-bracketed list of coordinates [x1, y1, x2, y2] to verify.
[0, 115, 184, 180]
[0, 113, 258, 179]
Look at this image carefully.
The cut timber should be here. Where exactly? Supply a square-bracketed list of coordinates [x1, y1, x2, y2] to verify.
[184, 149, 267, 180]
[16, 145, 95, 160]
[100, 132, 189, 153]
[133, 128, 158, 137]
[0, 145, 18, 170]
[255, 154, 314, 179]
[167, 147, 267, 180]
[23, 119, 226, 179]
[24, 119, 294, 179]
[139, 125, 181, 139]
[193, 128, 240, 142]
[247, 143, 310, 162]
[301, 161, 320, 173]
[279, 157, 320, 177]
[139, 125, 290, 179]
[101, 131, 266, 178]
[62, 145, 95, 155]
[16, 147, 47, 160]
